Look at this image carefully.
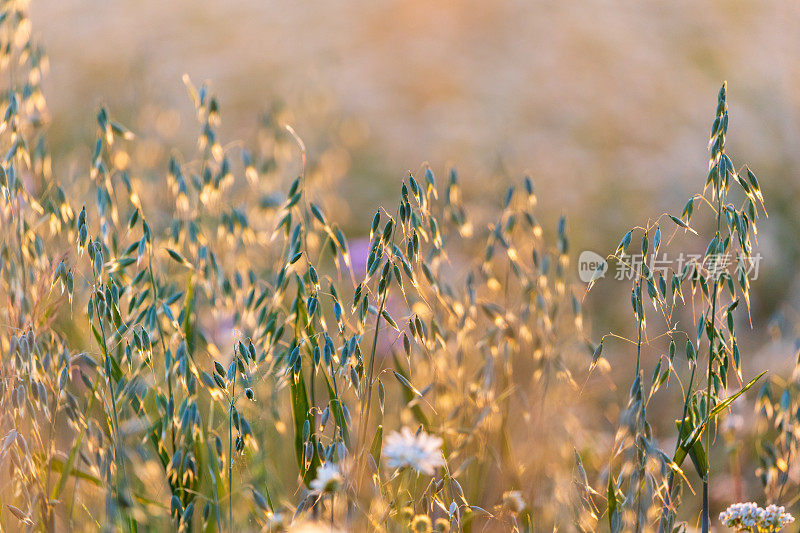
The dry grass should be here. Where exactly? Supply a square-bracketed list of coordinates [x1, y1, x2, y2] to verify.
[0, 2, 798, 532]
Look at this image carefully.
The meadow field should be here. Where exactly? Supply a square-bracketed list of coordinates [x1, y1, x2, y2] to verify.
[1, 0, 800, 531]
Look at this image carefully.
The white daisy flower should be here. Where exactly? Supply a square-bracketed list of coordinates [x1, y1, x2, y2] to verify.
[383, 427, 445, 475]
[309, 462, 342, 493]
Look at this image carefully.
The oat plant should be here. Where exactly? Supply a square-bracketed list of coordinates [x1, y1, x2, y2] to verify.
[585, 83, 772, 532]
[1, 1, 796, 531]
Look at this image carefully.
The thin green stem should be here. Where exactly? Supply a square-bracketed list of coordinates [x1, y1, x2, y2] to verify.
[147, 252, 176, 454]
[228, 363, 236, 532]
[635, 301, 643, 376]
[658, 361, 697, 533]
[91, 274, 131, 531]
[702, 183, 723, 533]
[358, 205, 400, 454]
[634, 301, 644, 533]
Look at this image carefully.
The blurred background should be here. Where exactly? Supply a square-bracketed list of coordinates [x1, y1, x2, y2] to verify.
[27, 0, 800, 514]
[29, 0, 800, 330]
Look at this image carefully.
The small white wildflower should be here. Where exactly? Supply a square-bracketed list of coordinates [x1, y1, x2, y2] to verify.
[763, 504, 795, 530]
[502, 490, 526, 513]
[383, 427, 445, 475]
[309, 463, 342, 493]
[719, 501, 794, 531]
